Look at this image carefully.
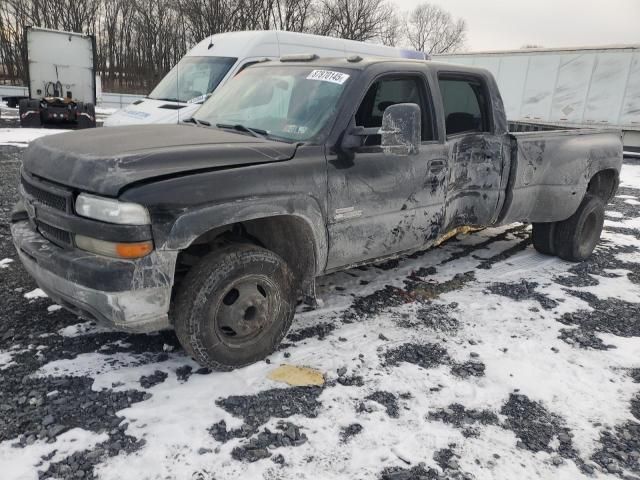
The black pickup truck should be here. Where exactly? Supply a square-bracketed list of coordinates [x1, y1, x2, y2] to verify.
[11, 56, 623, 369]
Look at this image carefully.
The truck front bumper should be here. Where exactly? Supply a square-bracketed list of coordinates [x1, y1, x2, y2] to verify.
[11, 219, 177, 333]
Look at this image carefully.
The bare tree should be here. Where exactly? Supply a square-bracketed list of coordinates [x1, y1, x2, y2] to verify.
[0, 0, 468, 92]
[313, 0, 392, 42]
[271, 0, 315, 31]
[403, 2, 466, 54]
[379, 12, 400, 46]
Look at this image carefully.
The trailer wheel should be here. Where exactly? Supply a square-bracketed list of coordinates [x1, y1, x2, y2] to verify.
[553, 194, 605, 262]
[19, 99, 42, 128]
[531, 223, 556, 255]
[173, 243, 296, 370]
[76, 103, 96, 129]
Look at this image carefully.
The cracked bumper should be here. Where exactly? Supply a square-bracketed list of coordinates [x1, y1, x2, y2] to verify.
[11, 219, 177, 333]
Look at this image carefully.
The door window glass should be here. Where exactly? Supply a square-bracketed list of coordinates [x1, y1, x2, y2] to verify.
[355, 76, 432, 142]
[439, 77, 490, 136]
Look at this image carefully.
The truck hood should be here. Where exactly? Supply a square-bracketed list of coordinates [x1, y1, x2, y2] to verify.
[22, 124, 298, 196]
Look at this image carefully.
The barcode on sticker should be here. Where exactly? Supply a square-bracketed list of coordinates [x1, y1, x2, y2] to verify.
[306, 70, 350, 85]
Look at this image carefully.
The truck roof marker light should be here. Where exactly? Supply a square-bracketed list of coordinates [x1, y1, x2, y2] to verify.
[346, 55, 363, 63]
[280, 54, 318, 62]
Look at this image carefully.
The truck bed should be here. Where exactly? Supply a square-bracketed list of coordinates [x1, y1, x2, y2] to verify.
[498, 127, 623, 225]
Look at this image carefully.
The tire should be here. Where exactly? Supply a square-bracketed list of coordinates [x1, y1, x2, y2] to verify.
[174, 244, 296, 370]
[19, 99, 41, 128]
[553, 194, 605, 262]
[76, 102, 96, 129]
[531, 222, 556, 255]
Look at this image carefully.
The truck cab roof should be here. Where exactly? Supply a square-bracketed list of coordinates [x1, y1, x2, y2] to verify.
[252, 55, 496, 78]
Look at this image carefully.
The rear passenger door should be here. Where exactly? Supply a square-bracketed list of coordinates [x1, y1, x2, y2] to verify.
[438, 74, 505, 231]
[326, 73, 448, 270]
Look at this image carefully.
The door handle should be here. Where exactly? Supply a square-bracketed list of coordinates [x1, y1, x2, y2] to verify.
[428, 159, 446, 173]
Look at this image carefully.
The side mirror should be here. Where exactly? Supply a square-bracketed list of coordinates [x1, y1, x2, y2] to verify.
[380, 103, 421, 156]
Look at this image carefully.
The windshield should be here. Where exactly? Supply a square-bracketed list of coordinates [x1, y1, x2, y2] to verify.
[148, 56, 237, 104]
[194, 65, 355, 143]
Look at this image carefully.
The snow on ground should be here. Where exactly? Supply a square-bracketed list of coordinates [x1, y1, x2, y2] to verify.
[0, 258, 13, 269]
[23, 288, 47, 300]
[0, 130, 639, 479]
[95, 107, 118, 116]
[0, 102, 18, 119]
[0, 350, 17, 371]
[0, 429, 108, 480]
[0, 128, 67, 147]
[620, 162, 640, 189]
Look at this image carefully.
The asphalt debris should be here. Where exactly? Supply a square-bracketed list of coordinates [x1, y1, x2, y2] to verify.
[364, 391, 399, 418]
[500, 393, 577, 459]
[383, 343, 450, 370]
[486, 280, 558, 310]
[340, 423, 363, 442]
[230, 421, 307, 463]
[215, 386, 323, 432]
[139, 370, 168, 389]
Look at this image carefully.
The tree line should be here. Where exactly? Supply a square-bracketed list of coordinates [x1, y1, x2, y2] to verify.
[0, 0, 466, 93]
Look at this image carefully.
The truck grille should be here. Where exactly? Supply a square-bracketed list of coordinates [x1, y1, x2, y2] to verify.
[37, 221, 73, 247]
[21, 171, 74, 248]
[21, 175, 69, 212]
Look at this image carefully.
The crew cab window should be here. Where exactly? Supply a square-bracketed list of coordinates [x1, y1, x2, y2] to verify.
[439, 76, 490, 136]
[355, 76, 433, 142]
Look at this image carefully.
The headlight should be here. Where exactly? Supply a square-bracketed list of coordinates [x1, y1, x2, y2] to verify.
[75, 235, 153, 259]
[75, 193, 150, 225]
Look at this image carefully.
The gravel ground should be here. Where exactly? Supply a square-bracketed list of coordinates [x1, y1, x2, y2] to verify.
[0, 127, 639, 480]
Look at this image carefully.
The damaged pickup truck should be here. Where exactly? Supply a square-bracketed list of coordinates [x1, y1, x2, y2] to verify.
[11, 57, 623, 370]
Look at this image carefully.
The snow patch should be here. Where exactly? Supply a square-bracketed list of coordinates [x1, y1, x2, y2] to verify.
[57, 321, 110, 337]
[0, 128, 66, 147]
[23, 288, 47, 299]
[0, 258, 13, 269]
[0, 351, 16, 370]
[0, 428, 107, 480]
[620, 163, 640, 190]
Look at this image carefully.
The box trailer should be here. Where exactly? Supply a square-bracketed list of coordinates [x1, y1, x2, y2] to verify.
[19, 26, 97, 129]
[435, 45, 640, 156]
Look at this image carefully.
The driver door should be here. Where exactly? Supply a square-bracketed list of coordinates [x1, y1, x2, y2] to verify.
[325, 73, 448, 270]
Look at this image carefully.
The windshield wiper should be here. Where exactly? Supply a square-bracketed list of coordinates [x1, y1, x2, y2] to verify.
[152, 97, 181, 103]
[216, 123, 267, 139]
[183, 117, 211, 126]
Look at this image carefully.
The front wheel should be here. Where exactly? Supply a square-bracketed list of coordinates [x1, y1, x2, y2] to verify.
[553, 194, 605, 262]
[173, 244, 296, 370]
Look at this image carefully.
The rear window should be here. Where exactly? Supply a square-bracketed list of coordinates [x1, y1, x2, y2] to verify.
[439, 76, 491, 136]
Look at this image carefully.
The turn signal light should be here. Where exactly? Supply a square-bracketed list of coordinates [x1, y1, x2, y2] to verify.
[75, 235, 153, 259]
[115, 241, 154, 259]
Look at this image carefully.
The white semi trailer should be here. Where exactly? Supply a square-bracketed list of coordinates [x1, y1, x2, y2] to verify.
[435, 45, 640, 156]
[19, 27, 97, 129]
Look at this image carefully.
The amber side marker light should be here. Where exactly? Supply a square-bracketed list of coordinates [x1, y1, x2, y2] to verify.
[115, 241, 154, 259]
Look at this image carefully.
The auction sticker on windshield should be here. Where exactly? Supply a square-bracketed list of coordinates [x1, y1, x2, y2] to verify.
[306, 70, 350, 85]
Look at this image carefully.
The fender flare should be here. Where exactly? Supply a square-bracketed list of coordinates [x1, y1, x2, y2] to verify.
[161, 194, 328, 274]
